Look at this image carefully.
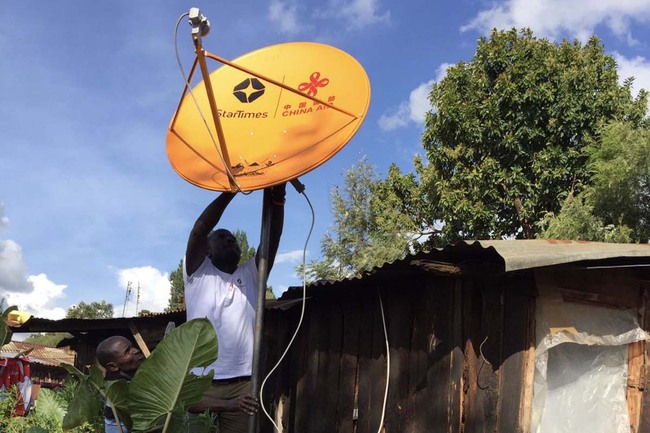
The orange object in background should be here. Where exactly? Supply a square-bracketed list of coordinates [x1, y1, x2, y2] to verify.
[167, 42, 371, 192]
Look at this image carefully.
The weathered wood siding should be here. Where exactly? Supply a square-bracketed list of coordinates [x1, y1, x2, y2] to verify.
[260, 269, 536, 433]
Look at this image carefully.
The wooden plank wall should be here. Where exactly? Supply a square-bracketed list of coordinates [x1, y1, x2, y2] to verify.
[260, 270, 536, 433]
[637, 278, 650, 433]
[461, 271, 536, 433]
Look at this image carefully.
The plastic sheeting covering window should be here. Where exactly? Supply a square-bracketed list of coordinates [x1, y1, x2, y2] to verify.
[531, 275, 650, 433]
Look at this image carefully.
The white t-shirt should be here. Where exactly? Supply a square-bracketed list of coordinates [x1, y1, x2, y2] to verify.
[183, 256, 258, 379]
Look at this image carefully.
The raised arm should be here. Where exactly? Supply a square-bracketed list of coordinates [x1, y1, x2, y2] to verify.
[256, 183, 285, 273]
[186, 192, 236, 276]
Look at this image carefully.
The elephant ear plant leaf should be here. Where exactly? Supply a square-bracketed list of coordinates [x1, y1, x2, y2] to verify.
[35, 388, 67, 424]
[1, 305, 17, 345]
[128, 318, 217, 432]
[61, 318, 217, 433]
[61, 364, 107, 430]
[106, 379, 132, 430]
[62, 377, 103, 431]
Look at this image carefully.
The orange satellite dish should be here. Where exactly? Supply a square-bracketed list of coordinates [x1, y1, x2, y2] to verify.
[167, 42, 371, 192]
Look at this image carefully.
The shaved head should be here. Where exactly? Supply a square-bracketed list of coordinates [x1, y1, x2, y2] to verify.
[96, 336, 144, 376]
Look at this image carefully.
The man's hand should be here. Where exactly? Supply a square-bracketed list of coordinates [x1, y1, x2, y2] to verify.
[230, 394, 259, 415]
[257, 182, 286, 272]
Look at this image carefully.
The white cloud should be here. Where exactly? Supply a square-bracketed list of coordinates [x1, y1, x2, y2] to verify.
[0, 240, 33, 294]
[378, 80, 434, 131]
[277, 0, 390, 34]
[0, 206, 67, 319]
[268, 1, 305, 35]
[275, 249, 306, 264]
[407, 80, 436, 124]
[0, 203, 9, 232]
[378, 64, 450, 131]
[613, 53, 650, 98]
[462, 0, 650, 44]
[378, 102, 411, 131]
[3, 274, 67, 320]
[335, 0, 391, 30]
[116, 266, 171, 317]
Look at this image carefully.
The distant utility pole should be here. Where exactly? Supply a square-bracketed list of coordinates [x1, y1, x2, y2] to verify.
[122, 281, 132, 317]
[135, 282, 141, 316]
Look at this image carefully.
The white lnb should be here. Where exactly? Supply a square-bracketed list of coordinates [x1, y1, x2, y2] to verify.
[188, 7, 210, 37]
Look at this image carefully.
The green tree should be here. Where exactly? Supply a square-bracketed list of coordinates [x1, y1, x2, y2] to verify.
[538, 122, 649, 243]
[587, 122, 650, 242]
[418, 28, 647, 244]
[23, 302, 102, 347]
[373, 157, 439, 249]
[66, 301, 114, 319]
[166, 260, 184, 312]
[234, 229, 256, 263]
[299, 158, 416, 282]
[25, 332, 71, 347]
[537, 192, 632, 242]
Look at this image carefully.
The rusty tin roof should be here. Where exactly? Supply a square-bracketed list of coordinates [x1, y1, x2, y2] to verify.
[1, 341, 76, 367]
[446, 239, 650, 272]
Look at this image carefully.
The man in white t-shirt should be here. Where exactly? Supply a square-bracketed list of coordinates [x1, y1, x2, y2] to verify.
[183, 184, 285, 433]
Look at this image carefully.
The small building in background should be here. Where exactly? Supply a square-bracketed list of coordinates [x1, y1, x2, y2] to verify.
[259, 240, 650, 433]
[1, 341, 75, 388]
[10, 310, 186, 371]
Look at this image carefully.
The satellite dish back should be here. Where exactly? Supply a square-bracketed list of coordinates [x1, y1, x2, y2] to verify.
[167, 42, 371, 192]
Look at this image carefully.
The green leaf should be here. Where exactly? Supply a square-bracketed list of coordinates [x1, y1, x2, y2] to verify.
[61, 362, 85, 379]
[1, 306, 17, 345]
[106, 379, 132, 431]
[26, 428, 49, 433]
[88, 364, 105, 389]
[128, 318, 217, 432]
[34, 388, 66, 424]
[62, 379, 102, 431]
[166, 410, 216, 433]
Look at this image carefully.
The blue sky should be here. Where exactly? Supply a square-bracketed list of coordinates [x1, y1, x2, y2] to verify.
[1, 0, 649, 320]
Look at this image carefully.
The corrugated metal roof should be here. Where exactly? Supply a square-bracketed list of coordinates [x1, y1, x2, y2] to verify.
[10, 310, 187, 333]
[372, 239, 650, 274]
[1, 342, 76, 367]
[281, 239, 650, 297]
[10, 299, 304, 333]
[455, 239, 650, 272]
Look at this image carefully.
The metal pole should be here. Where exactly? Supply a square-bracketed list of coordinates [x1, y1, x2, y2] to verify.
[192, 34, 237, 191]
[250, 188, 272, 433]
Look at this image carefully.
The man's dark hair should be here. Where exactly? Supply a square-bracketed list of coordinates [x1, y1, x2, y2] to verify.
[207, 228, 229, 240]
